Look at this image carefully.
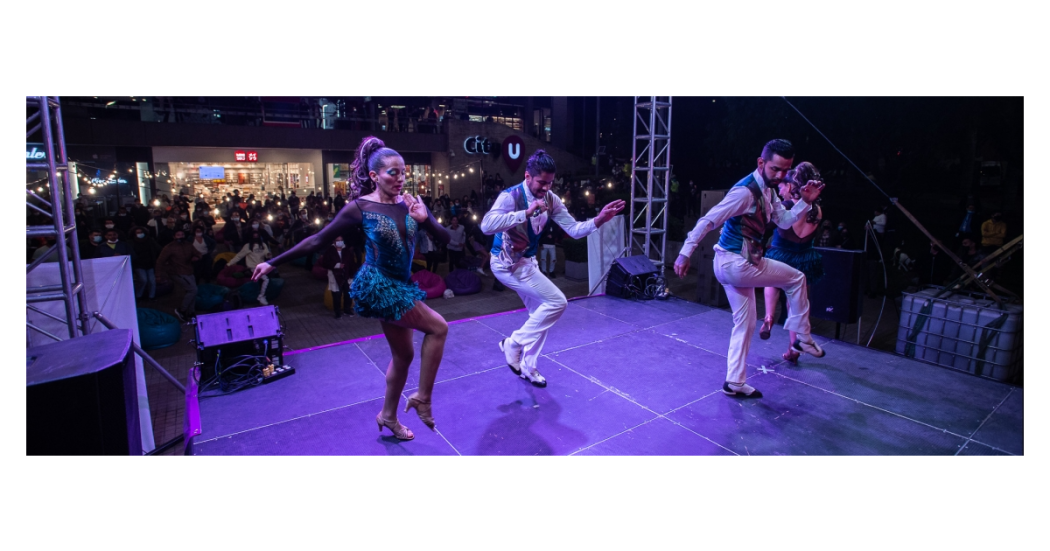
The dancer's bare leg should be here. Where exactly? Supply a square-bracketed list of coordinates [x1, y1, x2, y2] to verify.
[390, 300, 448, 403]
[763, 286, 779, 323]
[378, 321, 414, 421]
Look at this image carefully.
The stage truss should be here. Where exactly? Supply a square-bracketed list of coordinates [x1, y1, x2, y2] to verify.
[628, 96, 672, 268]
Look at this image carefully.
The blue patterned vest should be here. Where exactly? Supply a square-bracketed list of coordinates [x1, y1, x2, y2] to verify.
[717, 174, 768, 264]
[491, 183, 544, 262]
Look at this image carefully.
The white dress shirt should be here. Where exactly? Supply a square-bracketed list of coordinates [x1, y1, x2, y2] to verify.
[679, 169, 811, 259]
[482, 181, 596, 266]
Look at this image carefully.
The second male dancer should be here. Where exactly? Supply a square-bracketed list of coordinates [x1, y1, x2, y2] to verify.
[674, 139, 826, 398]
[481, 150, 625, 387]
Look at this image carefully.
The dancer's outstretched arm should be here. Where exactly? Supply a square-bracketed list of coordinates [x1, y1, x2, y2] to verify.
[252, 201, 363, 280]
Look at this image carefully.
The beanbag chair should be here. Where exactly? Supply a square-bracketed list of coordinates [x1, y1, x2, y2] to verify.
[154, 277, 174, 297]
[312, 264, 329, 280]
[410, 269, 446, 300]
[212, 251, 236, 267]
[217, 264, 252, 288]
[137, 308, 181, 351]
[445, 268, 481, 296]
[195, 284, 229, 312]
[238, 278, 284, 304]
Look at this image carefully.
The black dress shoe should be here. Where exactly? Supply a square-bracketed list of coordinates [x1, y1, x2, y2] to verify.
[722, 382, 763, 398]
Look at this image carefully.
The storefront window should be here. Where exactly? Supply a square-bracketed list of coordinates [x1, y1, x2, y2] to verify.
[328, 163, 432, 197]
[162, 162, 317, 202]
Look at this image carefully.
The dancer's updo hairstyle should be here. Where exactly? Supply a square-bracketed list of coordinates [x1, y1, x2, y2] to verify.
[786, 161, 823, 223]
[349, 136, 402, 198]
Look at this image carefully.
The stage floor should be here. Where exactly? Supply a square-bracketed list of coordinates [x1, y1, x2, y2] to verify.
[188, 295, 1023, 456]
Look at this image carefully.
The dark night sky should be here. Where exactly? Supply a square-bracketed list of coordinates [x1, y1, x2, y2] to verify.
[598, 96, 1023, 251]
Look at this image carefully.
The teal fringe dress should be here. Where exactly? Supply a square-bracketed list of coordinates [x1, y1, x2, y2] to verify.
[269, 199, 449, 322]
[350, 208, 427, 320]
[765, 210, 824, 285]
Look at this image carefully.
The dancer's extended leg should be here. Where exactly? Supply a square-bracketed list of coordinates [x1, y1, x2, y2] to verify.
[388, 300, 448, 428]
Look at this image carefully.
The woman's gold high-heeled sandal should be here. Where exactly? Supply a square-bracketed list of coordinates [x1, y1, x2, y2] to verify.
[404, 393, 435, 431]
[376, 414, 414, 440]
[760, 317, 774, 340]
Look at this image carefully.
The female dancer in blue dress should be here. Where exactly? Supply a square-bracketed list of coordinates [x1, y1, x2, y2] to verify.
[760, 161, 825, 364]
[252, 137, 450, 441]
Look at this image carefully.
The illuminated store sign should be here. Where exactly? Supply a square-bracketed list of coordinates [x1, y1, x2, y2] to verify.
[235, 150, 259, 162]
[463, 136, 494, 155]
[90, 177, 129, 185]
[26, 144, 47, 161]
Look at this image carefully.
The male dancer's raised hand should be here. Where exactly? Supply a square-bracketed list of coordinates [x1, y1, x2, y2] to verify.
[595, 199, 626, 227]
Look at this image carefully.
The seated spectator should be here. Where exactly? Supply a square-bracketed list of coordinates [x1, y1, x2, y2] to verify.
[96, 229, 135, 260]
[146, 209, 165, 239]
[131, 227, 161, 300]
[80, 230, 104, 260]
[229, 232, 273, 305]
[156, 229, 200, 321]
[190, 226, 216, 283]
[101, 218, 123, 240]
[115, 207, 133, 234]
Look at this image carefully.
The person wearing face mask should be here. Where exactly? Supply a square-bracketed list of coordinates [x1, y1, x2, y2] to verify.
[115, 208, 133, 234]
[156, 216, 178, 247]
[190, 226, 216, 283]
[321, 236, 359, 318]
[131, 227, 161, 300]
[96, 229, 136, 260]
[147, 209, 165, 239]
[156, 229, 201, 322]
[223, 212, 245, 252]
[102, 218, 124, 241]
[81, 230, 105, 259]
[229, 231, 273, 305]
[244, 215, 278, 248]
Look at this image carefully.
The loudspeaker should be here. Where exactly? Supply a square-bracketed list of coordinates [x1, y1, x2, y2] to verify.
[809, 248, 865, 324]
[194, 305, 285, 381]
[607, 255, 659, 298]
[26, 329, 141, 455]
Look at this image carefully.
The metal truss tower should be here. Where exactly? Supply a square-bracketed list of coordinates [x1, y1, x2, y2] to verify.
[628, 96, 672, 267]
[26, 96, 89, 340]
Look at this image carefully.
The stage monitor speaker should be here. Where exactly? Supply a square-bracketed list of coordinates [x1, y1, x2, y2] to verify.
[194, 305, 285, 381]
[26, 329, 141, 455]
[809, 248, 865, 324]
[606, 255, 660, 299]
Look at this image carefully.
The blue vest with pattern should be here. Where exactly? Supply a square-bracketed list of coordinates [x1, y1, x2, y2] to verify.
[717, 174, 768, 257]
[491, 183, 542, 259]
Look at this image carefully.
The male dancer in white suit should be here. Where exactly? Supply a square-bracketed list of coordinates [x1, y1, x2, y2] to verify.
[482, 149, 625, 387]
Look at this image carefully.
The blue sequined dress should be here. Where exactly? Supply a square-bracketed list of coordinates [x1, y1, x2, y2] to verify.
[268, 199, 450, 321]
[764, 202, 823, 285]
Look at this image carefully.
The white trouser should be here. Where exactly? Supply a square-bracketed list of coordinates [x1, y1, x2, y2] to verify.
[539, 244, 556, 273]
[713, 246, 811, 384]
[490, 256, 567, 371]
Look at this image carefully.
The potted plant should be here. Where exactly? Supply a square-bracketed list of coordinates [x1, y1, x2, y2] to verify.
[561, 237, 588, 281]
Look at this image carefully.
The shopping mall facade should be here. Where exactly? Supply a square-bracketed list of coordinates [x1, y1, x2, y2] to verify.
[58, 96, 602, 215]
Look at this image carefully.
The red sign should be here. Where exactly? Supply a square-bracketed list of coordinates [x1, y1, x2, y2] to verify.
[247, 151, 258, 162]
[235, 150, 259, 162]
[235, 150, 246, 161]
[502, 135, 525, 172]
